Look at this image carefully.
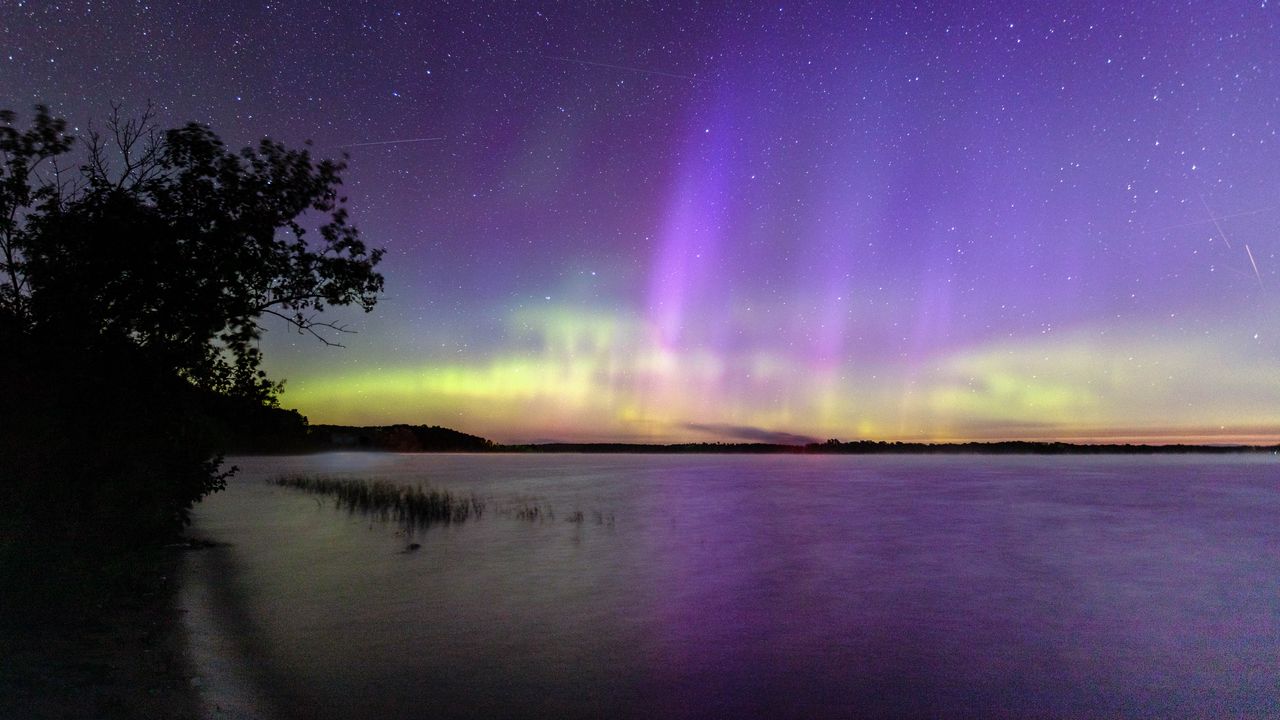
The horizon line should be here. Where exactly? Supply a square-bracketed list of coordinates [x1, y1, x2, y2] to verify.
[304, 421, 1280, 448]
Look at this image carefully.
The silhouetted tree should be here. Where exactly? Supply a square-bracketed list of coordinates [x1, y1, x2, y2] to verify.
[0, 105, 384, 545]
[0, 105, 74, 325]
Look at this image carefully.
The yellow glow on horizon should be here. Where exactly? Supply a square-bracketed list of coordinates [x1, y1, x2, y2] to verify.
[277, 305, 1280, 444]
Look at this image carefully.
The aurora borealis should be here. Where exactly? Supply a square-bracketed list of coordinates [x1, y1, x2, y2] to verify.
[5, 2, 1278, 443]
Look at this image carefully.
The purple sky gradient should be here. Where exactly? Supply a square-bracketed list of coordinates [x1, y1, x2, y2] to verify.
[5, 1, 1278, 442]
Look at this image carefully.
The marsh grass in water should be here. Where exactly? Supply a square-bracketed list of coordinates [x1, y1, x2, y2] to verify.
[273, 475, 616, 534]
[273, 474, 485, 530]
[503, 504, 553, 522]
[499, 505, 615, 526]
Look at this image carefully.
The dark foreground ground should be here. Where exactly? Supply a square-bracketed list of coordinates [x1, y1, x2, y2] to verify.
[0, 542, 201, 719]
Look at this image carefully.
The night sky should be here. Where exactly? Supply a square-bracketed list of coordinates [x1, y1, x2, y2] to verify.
[5, 1, 1278, 443]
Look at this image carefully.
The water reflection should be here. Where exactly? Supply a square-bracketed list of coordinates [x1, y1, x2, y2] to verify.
[187, 454, 1279, 719]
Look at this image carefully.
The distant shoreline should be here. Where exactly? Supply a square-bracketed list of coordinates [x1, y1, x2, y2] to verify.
[218, 406, 1280, 455]
[217, 414, 1280, 455]
[233, 423, 1280, 456]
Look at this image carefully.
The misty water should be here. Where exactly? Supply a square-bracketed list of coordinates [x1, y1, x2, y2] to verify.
[185, 453, 1279, 719]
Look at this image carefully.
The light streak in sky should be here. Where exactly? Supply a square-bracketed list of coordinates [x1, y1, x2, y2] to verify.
[1144, 204, 1279, 233]
[1245, 244, 1264, 288]
[1198, 194, 1233, 249]
[337, 137, 445, 149]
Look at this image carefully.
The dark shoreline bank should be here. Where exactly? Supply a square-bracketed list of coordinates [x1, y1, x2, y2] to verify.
[0, 543, 202, 719]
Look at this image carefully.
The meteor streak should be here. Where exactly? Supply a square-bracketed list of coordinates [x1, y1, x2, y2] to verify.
[337, 136, 444, 149]
[1143, 204, 1278, 233]
[1245, 244, 1264, 288]
[1198, 194, 1233, 249]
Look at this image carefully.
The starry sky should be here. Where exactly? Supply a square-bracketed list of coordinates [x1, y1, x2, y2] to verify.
[4, 1, 1279, 443]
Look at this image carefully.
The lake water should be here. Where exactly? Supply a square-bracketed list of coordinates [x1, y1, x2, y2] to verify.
[184, 453, 1279, 719]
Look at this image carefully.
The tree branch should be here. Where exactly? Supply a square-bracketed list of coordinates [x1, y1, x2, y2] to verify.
[260, 307, 355, 347]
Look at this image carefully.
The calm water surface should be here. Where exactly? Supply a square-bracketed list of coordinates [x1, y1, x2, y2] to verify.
[187, 453, 1279, 719]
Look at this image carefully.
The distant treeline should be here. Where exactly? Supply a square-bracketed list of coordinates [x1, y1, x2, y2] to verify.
[224, 412, 1277, 455]
[217, 406, 494, 453]
[309, 424, 495, 452]
[501, 442, 802, 453]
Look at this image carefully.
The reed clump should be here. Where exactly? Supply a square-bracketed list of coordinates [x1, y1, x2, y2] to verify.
[272, 474, 484, 528]
[512, 504, 551, 522]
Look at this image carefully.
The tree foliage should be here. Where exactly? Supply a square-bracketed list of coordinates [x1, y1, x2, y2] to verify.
[0, 105, 74, 323]
[6, 104, 384, 402]
[0, 105, 384, 545]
